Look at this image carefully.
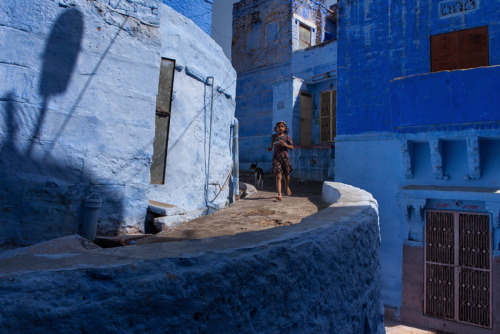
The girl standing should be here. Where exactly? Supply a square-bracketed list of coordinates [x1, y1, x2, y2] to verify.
[267, 121, 293, 201]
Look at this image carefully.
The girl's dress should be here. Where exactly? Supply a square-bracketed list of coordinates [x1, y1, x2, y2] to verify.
[271, 134, 293, 176]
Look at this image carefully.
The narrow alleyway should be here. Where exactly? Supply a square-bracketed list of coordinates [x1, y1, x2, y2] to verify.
[138, 172, 328, 245]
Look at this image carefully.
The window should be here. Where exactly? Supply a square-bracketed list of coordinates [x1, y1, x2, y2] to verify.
[151, 58, 175, 184]
[425, 210, 492, 328]
[431, 26, 488, 72]
[299, 23, 311, 49]
[320, 90, 336, 143]
[300, 92, 312, 145]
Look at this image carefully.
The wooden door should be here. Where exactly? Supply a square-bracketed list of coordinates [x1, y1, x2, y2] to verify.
[320, 90, 336, 143]
[151, 58, 175, 184]
[300, 91, 312, 145]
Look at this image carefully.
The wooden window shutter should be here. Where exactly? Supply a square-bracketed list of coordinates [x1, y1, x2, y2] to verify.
[459, 26, 489, 69]
[431, 27, 488, 72]
[431, 32, 459, 72]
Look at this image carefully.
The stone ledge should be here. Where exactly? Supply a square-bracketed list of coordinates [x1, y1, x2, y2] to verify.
[0, 182, 384, 333]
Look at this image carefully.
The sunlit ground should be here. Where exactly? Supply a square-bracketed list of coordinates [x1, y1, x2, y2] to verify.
[385, 319, 437, 334]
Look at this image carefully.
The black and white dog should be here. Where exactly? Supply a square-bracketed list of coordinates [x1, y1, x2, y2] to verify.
[250, 162, 264, 189]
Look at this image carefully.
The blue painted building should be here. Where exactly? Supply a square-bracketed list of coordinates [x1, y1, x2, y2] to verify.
[0, 0, 236, 246]
[162, 0, 213, 35]
[232, 0, 337, 181]
[335, 0, 500, 331]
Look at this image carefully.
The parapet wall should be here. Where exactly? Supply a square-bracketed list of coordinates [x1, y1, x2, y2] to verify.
[0, 182, 384, 333]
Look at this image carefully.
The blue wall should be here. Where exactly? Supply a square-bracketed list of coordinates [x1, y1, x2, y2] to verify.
[337, 1, 500, 135]
[390, 66, 500, 132]
[233, 0, 336, 171]
[335, 0, 500, 311]
[162, 0, 213, 35]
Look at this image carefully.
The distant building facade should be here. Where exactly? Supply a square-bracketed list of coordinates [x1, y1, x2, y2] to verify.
[0, 0, 236, 246]
[336, 0, 500, 332]
[232, 0, 337, 181]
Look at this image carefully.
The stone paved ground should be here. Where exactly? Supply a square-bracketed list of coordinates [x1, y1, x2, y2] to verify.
[138, 172, 328, 245]
[385, 319, 437, 334]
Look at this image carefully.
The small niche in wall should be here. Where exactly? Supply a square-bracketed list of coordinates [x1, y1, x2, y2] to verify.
[412, 142, 432, 179]
[480, 139, 500, 181]
[442, 140, 468, 179]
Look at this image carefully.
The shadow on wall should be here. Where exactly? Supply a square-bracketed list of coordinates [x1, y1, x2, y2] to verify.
[0, 8, 125, 246]
[29, 8, 83, 155]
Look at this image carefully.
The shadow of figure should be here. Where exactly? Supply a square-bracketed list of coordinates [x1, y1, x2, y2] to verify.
[28, 8, 84, 155]
[0, 8, 127, 247]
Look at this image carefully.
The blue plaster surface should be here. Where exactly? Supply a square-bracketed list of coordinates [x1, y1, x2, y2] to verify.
[0, 0, 235, 245]
[336, 0, 500, 309]
[233, 1, 337, 177]
[335, 135, 405, 308]
[337, 0, 500, 136]
[0, 0, 162, 244]
[236, 65, 290, 166]
[162, 0, 213, 35]
[150, 5, 236, 213]
[0, 182, 385, 334]
[391, 66, 500, 131]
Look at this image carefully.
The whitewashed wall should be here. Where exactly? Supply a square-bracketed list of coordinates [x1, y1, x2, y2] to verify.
[148, 5, 237, 214]
[0, 0, 162, 244]
[0, 0, 236, 245]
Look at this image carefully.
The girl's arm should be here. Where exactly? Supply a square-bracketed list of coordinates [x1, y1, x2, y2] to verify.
[278, 139, 293, 150]
[267, 136, 274, 152]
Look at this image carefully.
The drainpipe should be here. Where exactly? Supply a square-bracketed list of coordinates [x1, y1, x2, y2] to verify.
[205, 76, 217, 212]
[232, 118, 239, 202]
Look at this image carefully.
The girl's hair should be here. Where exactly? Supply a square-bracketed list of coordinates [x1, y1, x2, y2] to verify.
[274, 121, 289, 134]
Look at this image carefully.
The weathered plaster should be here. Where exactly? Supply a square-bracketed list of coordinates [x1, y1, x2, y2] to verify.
[336, 0, 500, 311]
[233, 0, 337, 179]
[0, 182, 384, 333]
[148, 5, 236, 214]
[0, 0, 161, 244]
[0, 1, 236, 245]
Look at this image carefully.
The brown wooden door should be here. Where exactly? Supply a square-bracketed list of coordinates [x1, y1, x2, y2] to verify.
[151, 58, 175, 184]
[320, 90, 336, 143]
[300, 92, 312, 145]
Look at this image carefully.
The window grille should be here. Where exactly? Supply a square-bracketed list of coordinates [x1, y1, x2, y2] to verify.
[425, 210, 492, 328]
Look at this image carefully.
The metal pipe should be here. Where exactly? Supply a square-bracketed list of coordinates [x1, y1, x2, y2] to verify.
[232, 118, 239, 202]
[205, 76, 216, 212]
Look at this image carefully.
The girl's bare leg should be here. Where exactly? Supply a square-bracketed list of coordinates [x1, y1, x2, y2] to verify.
[284, 174, 292, 195]
[275, 173, 282, 201]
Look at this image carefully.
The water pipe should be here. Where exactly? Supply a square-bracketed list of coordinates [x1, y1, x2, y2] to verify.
[232, 118, 239, 202]
[205, 76, 217, 212]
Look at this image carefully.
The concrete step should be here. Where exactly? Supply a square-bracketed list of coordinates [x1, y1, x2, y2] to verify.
[153, 208, 206, 231]
[148, 200, 180, 216]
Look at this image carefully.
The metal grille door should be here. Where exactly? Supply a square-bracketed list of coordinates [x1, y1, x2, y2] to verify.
[425, 211, 492, 328]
